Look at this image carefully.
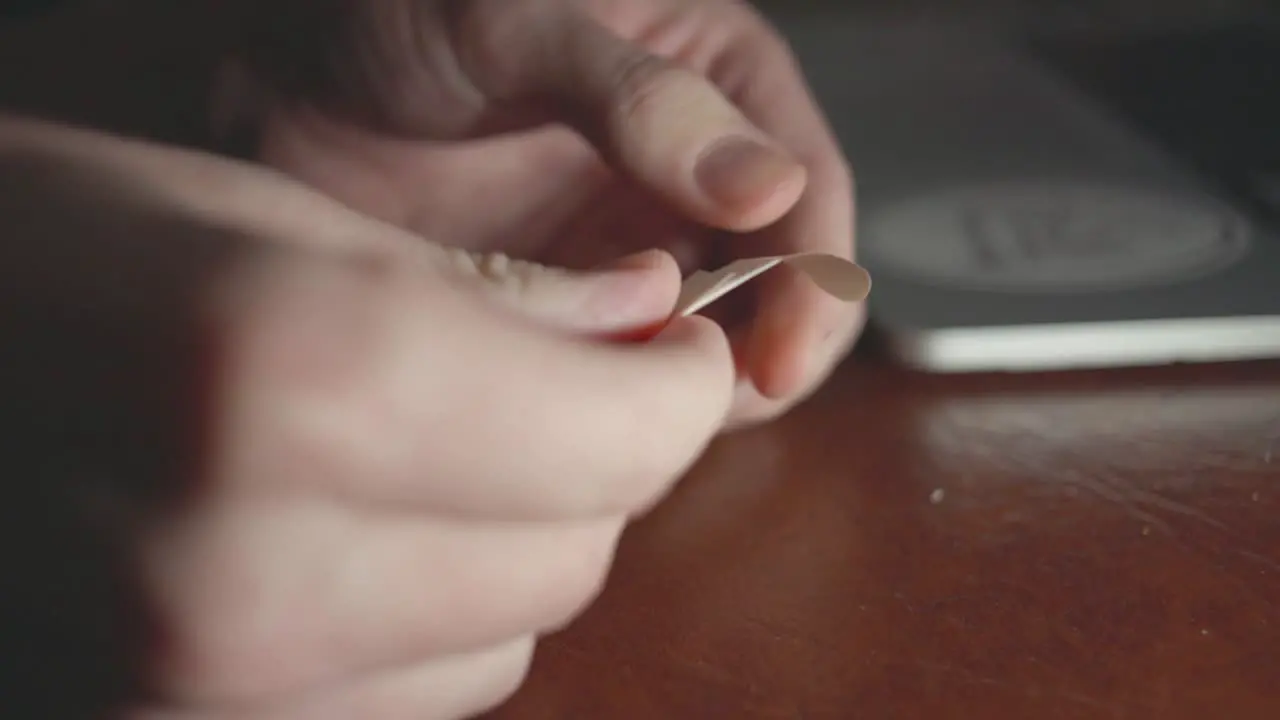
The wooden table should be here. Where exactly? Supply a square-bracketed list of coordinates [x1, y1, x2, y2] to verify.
[486, 353, 1280, 718]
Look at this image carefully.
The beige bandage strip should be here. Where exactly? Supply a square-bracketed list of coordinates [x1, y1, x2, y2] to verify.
[674, 253, 871, 317]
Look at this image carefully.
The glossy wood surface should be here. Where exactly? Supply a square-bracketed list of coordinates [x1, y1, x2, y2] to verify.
[487, 355, 1280, 718]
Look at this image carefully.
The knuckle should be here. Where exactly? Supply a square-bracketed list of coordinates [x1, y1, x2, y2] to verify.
[541, 525, 619, 627]
[297, 0, 488, 133]
[445, 0, 544, 97]
[146, 495, 368, 707]
[688, 321, 738, 417]
[219, 255, 439, 500]
[749, 18, 796, 62]
[476, 637, 537, 715]
[444, 0, 506, 84]
[608, 54, 687, 130]
[714, 1, 799, 76]
[151, 547, 296, 703]
[499, 637, 538, 694]
[602, 435, 694, 517]
[615, 323, 734, 512]
[218, 253, 379, 379]
[166, 623, 282, 704]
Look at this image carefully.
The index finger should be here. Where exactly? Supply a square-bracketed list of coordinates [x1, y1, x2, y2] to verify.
[223, 257, 737, 522]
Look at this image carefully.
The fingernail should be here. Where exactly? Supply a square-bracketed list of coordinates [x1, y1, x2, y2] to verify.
[591, 251, 680, 339]
[595, 248, 667, 273]
[695, 136, 800, 213]
[588, 266, 668, 326]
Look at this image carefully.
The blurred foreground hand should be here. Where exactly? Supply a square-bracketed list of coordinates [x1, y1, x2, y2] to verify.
[0, 114, 735, 720]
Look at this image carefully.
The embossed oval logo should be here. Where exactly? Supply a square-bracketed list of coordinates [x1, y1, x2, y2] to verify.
[862, 182, 1252, 293]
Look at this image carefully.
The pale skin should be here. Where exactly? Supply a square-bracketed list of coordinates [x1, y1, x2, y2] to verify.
[229, 0, 863, 427]
[0, 0, 861, 717]
[2, 113, 733, 719]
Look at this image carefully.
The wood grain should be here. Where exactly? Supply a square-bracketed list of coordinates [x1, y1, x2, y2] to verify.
[485, 354, 1280, 718]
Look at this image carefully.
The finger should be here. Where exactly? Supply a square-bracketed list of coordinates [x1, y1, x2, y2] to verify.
[743, 248, 865, 400]
[133, 636, 534, 720]
[450, 247, 682, 335]
[148, 501, 620, 705]
[311, 517, 619, 680]
[4, 117, 731, 524]
[76, 103, 681, 339]
[708, 22, 864, 399]
[536, 184, 712, 275]
[220, 250, 735, 520]
[721, 305, 860, 432]
[448, 0, 807, 232]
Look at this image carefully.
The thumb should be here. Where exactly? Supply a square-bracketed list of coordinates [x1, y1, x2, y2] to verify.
[439, 246, 682, 336]
[450, 3, 808, 232]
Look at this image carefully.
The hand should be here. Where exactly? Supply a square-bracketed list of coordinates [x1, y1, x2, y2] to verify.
[0, 115, 734, 719]
[218, 0, 862, 429]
